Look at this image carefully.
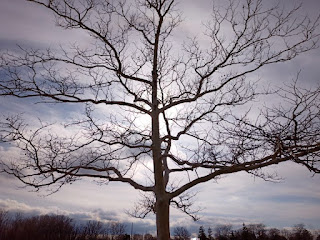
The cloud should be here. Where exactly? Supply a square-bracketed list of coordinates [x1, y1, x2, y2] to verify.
[186, 162, 320, 228]
[0, 198, 116, 223]
[0, 0, 90, 47]
[0, 199, 66, 219]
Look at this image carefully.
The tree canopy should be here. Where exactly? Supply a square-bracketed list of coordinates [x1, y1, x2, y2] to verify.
[0, 0, 320, 239]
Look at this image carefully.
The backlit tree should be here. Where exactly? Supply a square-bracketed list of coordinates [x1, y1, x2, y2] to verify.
[1, 0, 320, 239]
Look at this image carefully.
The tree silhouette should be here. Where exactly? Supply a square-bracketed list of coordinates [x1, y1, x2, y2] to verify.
[208, 227, 213, 240]
[173, 226, 191, 240]
[198, 226, 207, 240]
[268, 228, 287, 240]
[215, 224, 233, 239]
[4, 214, 76, 240]
[81, 220, 105, 240]
[107, 221, 127, 240]
[240, 224, 256, 240]
[2, 207, 320, 240]
[144, 233, 157, 240]
[1, 0, 320, 239]
[289, 224, 313, 240]
[0, 209, 8, 239]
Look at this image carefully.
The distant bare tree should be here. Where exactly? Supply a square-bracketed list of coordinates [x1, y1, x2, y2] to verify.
[4, 214, 76, 240]
[240, 223, 256, 240]
[268, 228, 286, 240]
[132, 234, 143, 240]
[1, 0, 320, 239]
[214, 224, 233, 239]
[289, 224, 313, 240]
[38, 215, 75, 240]
[246, 223, 267, 239]
[173, 226, 191, 240]
[144, 233, 156, 240]
[107, 221, 127, 240]
[0, 209, 8, 239]
[81, 220, 105, 240]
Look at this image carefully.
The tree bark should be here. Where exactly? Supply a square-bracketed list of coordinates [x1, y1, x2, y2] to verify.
[152, 106, 170, 240]
[155, 194, 170, 240]
[152, 110, 171, 239]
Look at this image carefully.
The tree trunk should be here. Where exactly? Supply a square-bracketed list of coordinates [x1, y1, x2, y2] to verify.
[152, 103, 170, 239]
[152, 112, 171, 239]
[152, 20, 170, 237]
[155, 195, 170, 240]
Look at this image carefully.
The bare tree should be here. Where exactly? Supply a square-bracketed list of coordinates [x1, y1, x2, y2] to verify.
[246, 223, 267, 239]
[0, 209, 9, 239]
[107, 221, 127, 240]
[144, 233, 157, 240]
[214, 224, 233, 239]
[132, 234, 143, 240]
[289, 224, 313, 240]
[3, 214, 76, 240]
[0, 0, 320, 239]
[82, 220, 105, 240]
[173, 226, 191, 240]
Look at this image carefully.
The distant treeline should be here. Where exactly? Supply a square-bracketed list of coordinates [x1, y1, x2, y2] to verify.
[0, 209, 132, 240]
[1, 209, 320, 240]
[191, 224, 320, 240]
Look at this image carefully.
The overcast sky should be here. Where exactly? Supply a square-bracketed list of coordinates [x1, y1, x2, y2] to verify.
[0, 0, 320, 236]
